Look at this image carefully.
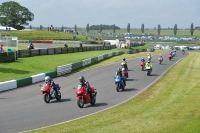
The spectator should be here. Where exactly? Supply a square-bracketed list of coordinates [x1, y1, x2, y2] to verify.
[0, 44, 4, 53]
[64, 42, 68, 48]
[80, 43, 82, 48]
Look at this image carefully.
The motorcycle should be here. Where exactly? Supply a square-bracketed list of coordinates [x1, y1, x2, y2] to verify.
[146, 66, 152, 76]
[140, 61, 145, 71]
[27, 45, 34, 50]
[147, 55, 151, 61]
[75, 84, 97, 108]
[182, 51, 185, 55]
[121, 61, 128, 71]
[40, 83, 61, 103]
[122, 67, 128, 78]
[158, 58, 163, 64]
[114, 75, 125, 92]
[168, 54, 172, 60]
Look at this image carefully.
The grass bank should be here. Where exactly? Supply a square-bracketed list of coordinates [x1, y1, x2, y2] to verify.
[28, 52, 200, 133]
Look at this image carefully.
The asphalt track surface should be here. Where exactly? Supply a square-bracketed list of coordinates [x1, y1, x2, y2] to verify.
[0, 51, 187, 133]
[20, 43, 57, 49]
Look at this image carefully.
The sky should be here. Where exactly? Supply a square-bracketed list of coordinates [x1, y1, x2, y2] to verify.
[0, 0, 200, 29]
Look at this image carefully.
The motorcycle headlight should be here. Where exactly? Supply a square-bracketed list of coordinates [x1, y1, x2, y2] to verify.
[77, 91, 82, 94]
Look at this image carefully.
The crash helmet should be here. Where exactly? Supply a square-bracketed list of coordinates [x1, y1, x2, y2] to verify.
[45, 76, 50, 82]
[117, 68, 121, 72]
[123, 58, 126, 61]
[79, 76, 85, 83]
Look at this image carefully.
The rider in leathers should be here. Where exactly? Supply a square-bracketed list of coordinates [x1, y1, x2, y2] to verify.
[115, 68, 126, 86]
[79, 76, 92, 99]
[45, 76, 57, 94]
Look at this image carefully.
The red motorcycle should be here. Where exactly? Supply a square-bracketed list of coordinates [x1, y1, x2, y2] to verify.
[122, 67, 128, 78]
[140, 61, 145, 71]
[158, 58, 163, 64]
[40, 83, 61, 103]
[168, 54, 172, 60]
[182, 51, 185, 55]
[75, 84, 97, 108]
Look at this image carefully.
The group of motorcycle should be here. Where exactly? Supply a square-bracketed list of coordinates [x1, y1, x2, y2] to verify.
[39, 79, 97, 108]
[39, 50, 184, 107]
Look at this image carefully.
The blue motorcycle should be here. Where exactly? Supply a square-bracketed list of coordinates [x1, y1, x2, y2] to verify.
[114, 76, 125, 92]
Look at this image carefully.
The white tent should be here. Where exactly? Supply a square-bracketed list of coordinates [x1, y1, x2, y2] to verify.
[0, 26, 17, 31]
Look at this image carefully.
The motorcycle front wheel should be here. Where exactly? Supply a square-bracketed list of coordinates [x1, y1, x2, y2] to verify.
[43, 94, 51, 103]
[77, 98, 84, 108]
[55, 91, 61, 100]
[116, 84, 120, 92]
[90, 96, 96, 105]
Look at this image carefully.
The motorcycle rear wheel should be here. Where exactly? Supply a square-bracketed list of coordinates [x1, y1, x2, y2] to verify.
[77, 98, 84, 108]
[43, 94, 50, 103]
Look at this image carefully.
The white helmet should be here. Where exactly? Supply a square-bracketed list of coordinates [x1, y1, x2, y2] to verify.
[45, 76, 50, 82]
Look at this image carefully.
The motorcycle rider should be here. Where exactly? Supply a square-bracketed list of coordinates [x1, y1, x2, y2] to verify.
[145, 60, 153, 71]
[29, 42, 34, 50]
[79, 76, 93, 99]
[147, 52, 151, 61]
[158, 54, 163, 61]
[115, 68, 126, 86]
[45, 76, 57, 94]
[121, 58, 128, 70]
[141, 57, 145, 62]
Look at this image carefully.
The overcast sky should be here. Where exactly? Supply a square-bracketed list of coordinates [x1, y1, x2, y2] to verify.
[1, 0, 200, 28]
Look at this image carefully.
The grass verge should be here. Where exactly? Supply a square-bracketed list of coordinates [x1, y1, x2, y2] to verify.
[27, 52, 200, 133]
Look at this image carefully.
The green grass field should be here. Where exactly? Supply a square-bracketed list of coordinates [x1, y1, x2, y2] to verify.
[27, 52, 200, 133]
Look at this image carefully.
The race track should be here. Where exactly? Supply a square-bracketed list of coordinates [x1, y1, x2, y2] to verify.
[0, 51, 186, 133]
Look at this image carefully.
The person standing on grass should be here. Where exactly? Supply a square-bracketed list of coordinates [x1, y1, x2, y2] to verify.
[64, 42, 68, 48]
[0, 44, 4, 53]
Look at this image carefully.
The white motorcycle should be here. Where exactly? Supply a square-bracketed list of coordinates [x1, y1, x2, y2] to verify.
[146, 66, 152, 76]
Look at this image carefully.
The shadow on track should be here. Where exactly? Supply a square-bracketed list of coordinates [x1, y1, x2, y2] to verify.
[149, 74, 160, 76]
[123, 88, 137, 91]
[50, 98, 72, 103]
[86, 102, 108, 108]
[126, 79, 134, 81]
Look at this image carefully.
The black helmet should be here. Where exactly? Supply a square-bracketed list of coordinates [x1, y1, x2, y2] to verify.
[123, 58, 126, 61]
[117, 68, 121, 72]
[79, 76, 85, 83]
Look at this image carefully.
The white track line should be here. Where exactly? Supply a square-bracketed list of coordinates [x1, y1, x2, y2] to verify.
[21, 51, 184, 133]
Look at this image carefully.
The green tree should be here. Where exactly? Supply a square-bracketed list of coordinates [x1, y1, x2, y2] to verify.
[190, 23, 194, 36]
[113, 24, 115, 33]
[74, 24, 77, 32]
[127, 23, 130, 33]
[100, 24, 102, 33]
[86, 23, 89, 33]
[40, 25, 43, 30]
[0, 1, 34, 30]
[141, 24, 144, 33]
[158, 24, 161, 35]
[174, 24, 178, 35]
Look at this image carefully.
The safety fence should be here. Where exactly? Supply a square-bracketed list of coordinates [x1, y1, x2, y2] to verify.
[0, 51, 123, 92]
[17, 45, 116, 58]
